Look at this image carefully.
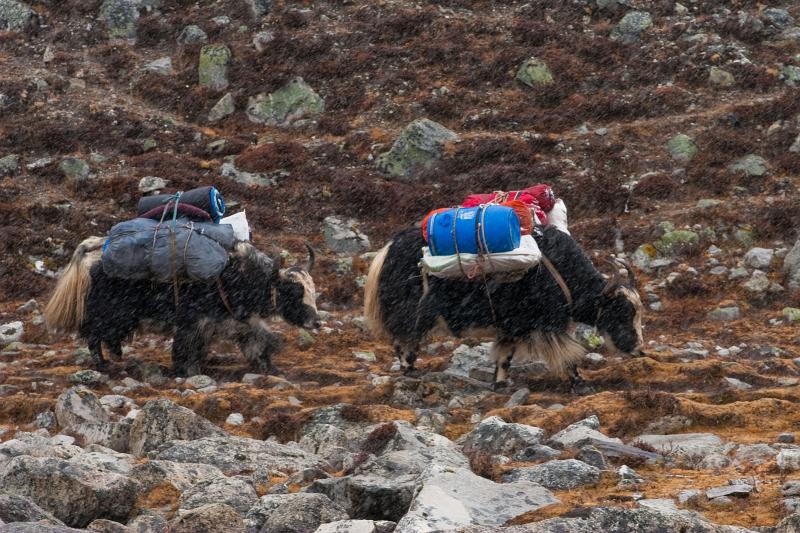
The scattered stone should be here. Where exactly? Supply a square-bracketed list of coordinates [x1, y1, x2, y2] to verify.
[677, 489, 700, 504]
[142, 57, 172, 75]
[137, 176, 168, 194]
[244, 493, 348, 533]
[505, 387, 530, 408]
[59, 157, 90, 182]
[245, 0, 272, 19]
[129, 460, 225, 494]
[0, 492, 65, 526]
[696, 199, 721, 209]
[610, 11, 653, 43]
[246, 77, 325, 127]
[511, 444, 562, 462]
[35, 410, 56, 429]
[744, 270, 770, 294]
[503, 459, 601, 490]
[786, 237, 800, 290]
[549, 416, 622, 449]
[177, 25, 207, 45]
[515, 57, 554, 88]
[724, 377, 752, 391]
[168, 503, 243, 533]
[69, 370, 106, 386]
[225, 413, 244, 426]
[666, 134, 697, 163]
[0, 321, 24, 345]
[394, 465, 559, 531]
[208, 93, 235, 122]
[706, 484, 753, 499]
[0, 153, 20, 176]
[729, 154, 768, 177]
[128, 398, 225, 457]
[708, 306, 740, 322]
[618, 464, 644, 486]
[744, 247, 774, 269]
[245, 32, 273, 55]
[55, 388, 110, 428]
[185, 375, 215, 389]
[709, 66, 735, 86]
[779, 449, 800, 471]
[637, 498, 679, 514]
[779, 433, 796, 444]
[375, 118, 459, 181]
[100, 0, 139, 39]
[577, 445, 608, 470]
[220, 161, 274, 187]
[198, 44, 231, 90]
[0, 0, 35, 32]
[315, 521, 396, 533]
[735, 444, 777, 465]
[323, 217, 370, 254]
[179, 476, 257, 514]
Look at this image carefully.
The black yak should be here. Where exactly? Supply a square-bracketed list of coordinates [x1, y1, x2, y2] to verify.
[44, 237, 319, 376]
[364, 225, 644, 391]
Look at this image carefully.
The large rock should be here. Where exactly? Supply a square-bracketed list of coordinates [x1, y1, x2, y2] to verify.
[198, 44, 231, 90]
[0, 0, 35, 32]
[246, 77, 324, 127]
[99, 0, 138, 39]
[502, 459, 601, 490]
[394, 465, 559, 532]
[459, 506, 757, 532]
[314, 522, 395, 533]
[779, 450, 800, 471]
[151, 435, 325, 475]
[58, 157, 90, 182]
[298, 423, 349, 458]
[548, 416, 622, 449]
[129, 460, 225, 493]
[177, 24, 207, 45]
[323, 217, 370, 255]
[0, 432, 84, 469]
[128, 399, 225, 457]
[610, 11, 652, 43]
[516, 57, 553, 88]
[0, 456, 140, 528]
[0, 492, 65, 525]
[245, 493, 348, 533]
[461, 416, 544, 457]
[785, 237, 800, 291]
[179, 476, 257, 515]
[169, 504, 244, 533]
[633, 433, 726, 460]
[0, 154, 19, 176]
[0, 525, 84, 533]
[375, 118, 458, 181]
[0, 321, 24, 346]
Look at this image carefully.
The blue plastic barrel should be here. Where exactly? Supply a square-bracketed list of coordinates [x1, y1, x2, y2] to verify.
[426, 205, 521, 256]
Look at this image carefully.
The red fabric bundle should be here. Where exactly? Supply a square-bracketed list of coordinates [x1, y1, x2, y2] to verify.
[461, 184, 555, 226]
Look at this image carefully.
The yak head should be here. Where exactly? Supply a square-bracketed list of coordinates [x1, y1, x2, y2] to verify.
[596, 259, 645, 356]
[273, 244, 320, 330]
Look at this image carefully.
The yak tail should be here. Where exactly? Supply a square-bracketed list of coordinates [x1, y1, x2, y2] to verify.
[364, 242, 392, 339]
[44, 236, 105, 334]
[511, 330, 586, 376]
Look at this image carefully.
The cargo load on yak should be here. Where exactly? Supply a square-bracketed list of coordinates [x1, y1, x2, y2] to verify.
[419, 204, 542, 280]
[101, 186, 250, 283]
[461, 183, 569, 235]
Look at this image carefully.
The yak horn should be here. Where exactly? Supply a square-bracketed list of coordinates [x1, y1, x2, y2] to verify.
[305, 243, 316, 272]
[620, 259, 639, 290]
[602, 259, 622, 295]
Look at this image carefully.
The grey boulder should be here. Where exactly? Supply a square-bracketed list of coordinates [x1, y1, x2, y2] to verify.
[128, 399, 225, 457]
[129, 459, 225, 493]
[461, 416, 544, 457]
[169, 504, 244, 533]
[548, 416, 622, 449]
[502, 459, 601, 490]
[244, 493, 348, 533]
[0, 492, 65, 525]
[178, 476, 257, 515]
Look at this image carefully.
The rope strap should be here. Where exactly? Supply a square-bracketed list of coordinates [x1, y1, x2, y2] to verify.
[540, 256, 573, 309]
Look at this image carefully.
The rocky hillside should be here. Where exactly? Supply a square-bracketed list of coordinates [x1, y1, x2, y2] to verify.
[2, 0, 800, 531]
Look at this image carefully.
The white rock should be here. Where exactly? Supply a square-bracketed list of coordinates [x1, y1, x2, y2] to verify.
[0, 321, 24, 345]
[226, 413, 245, 426]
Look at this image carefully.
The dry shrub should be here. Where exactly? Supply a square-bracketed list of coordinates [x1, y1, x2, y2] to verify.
[360, 422, 398, 456]
[571, 217, 617, 249]
[136, 14, 174, 47]
[624, 389, 680, 415]
[632, 173, 679, 201]
[340, 404, 369, 422]
[258, 408, 311, 443]
[757, 198, 800, 240]
[466, 450, 496, 480]
[234, 142, 308, 173]
[666, 276, 710, 298]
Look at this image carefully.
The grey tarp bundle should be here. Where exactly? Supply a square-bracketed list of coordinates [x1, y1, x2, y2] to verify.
[101, 217, 236, 282]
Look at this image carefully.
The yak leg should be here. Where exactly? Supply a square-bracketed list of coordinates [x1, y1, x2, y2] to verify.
[172, 320, 207, 377]
[107, 339, 123, 362]
[239, 319, 282, 374]
[88, 336, 108, 371]
[492, 340, 516, 391]
[568, 364, 595, 396]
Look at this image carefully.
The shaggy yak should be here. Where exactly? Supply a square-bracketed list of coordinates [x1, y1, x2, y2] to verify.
[364, 225, 644, 391]
[44, 237, 319, 376]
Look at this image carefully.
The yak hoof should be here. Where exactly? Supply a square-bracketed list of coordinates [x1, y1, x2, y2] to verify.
[492, 380, 509, 392]
[402, 366, 420, 377]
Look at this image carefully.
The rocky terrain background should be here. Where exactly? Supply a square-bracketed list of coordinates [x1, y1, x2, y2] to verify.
[2, 0, 800, 531]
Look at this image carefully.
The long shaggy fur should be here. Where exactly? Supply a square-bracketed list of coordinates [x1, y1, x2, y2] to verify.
[44, 236, 105, 333]
[364, 242, 391, 339]
[502, 331, 587, 376]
